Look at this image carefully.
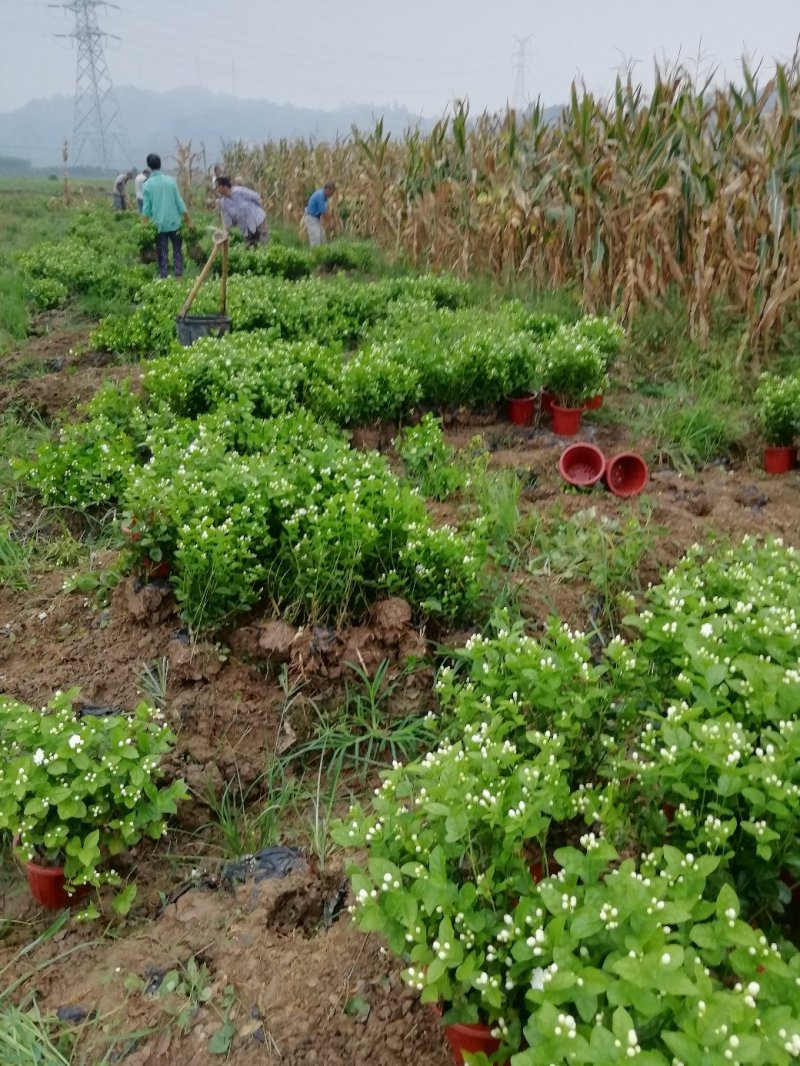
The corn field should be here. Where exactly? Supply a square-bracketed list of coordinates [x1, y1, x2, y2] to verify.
[213, 63, 800, 356]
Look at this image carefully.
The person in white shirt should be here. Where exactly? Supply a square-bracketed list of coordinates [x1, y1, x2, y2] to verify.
[215, 176, 269, 247]
[112, 171, 135, 211]
[134, 168, 151, 214]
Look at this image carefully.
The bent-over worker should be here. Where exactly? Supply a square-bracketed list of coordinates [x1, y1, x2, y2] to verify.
[216, 177, 269, 247]
[304, 181, 336, 247]
[112, 170, 135, 211]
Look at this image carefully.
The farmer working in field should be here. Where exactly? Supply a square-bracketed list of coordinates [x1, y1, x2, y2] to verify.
[112, 170, 135, 211]
[304, 181, 336, 247]
[215, 176, 269, 247]
[141, 153, 191, 279]
[134, 168, 151, 214]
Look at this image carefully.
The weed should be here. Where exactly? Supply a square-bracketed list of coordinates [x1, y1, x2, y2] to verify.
[125, 955, 235, 1047]
[465, 462, 524, 563]
[0, 523, 32, 589]
[200, 762, 301, 858]
[0, 1000, 73, 1065]
[287, 659, 432, 782]
[135, 657, 170, 708]
[63, 556, 123, 608]
[632, 389, 748, 473]
[525, 503, 659, 632]
[302, 760, 345, 872]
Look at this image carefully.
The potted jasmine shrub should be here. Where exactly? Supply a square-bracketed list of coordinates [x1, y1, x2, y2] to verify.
[755, 372, 800, 474]
[541, 330, 607, 436]
[0, 690, 187, 912]
[332, 714, 578, 1063]
[502, 333, 541, 426]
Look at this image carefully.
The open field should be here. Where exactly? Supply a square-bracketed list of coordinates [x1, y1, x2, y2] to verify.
[1, 166, 799, 1066]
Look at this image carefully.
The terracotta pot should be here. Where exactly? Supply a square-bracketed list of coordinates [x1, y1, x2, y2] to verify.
[605, 452, 648, 497]
[540, 391, 555, 416]
[763, 446, 796, 475]
[584, 394, 604, 410]
[506, 395, 535, 426]
[550, 403, 583, 436]
[443, 1022, 503, 1066]
[26, 862, 90, 910]
[142, 559, 170, 579]
[558, 443, 606, 487]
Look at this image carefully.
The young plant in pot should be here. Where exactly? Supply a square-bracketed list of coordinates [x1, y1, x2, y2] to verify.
[332, 716, 579, 1063]
[541, 332, 607, 436]
[754, 372, 800, 474]
[502, 333, 541, 427]
[0, 690, 187, 913]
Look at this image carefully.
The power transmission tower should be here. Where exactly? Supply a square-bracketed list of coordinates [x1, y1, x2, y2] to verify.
[55, 1, 128, 169]
[512, 35, 533, 114]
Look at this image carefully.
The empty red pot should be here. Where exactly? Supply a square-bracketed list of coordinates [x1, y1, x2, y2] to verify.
[444, 1022, 503, 1066]
[584, 394, 604, 410]
[605, 452, 648, 497]
[558, 443, 606, 487]
[26, 862, 90, 910]
[507, 395, 535, 426]
[763, 446, 796, 475]
[550, 403, 583, 436]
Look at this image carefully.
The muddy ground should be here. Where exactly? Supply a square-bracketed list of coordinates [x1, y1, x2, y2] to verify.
[1, 350, 799, 1063]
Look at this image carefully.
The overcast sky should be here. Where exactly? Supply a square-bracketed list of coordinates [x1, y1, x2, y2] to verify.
[3, 0, 799, 116]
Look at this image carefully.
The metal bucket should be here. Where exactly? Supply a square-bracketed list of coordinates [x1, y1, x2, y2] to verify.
[175, 314, 231, 347]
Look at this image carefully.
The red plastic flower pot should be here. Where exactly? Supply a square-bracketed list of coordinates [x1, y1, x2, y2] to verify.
[142, 559, 170, 580]
[558, 443, 606, 488]
[121, 523, 142, 543]
[540, 390, 555, 416]
[764, 446, 796, 475]
[444, 1022, 503, 1066]
[584, 394, 604, 410]
[605, 452, 648, 497]
[550, 403, 583, 437]
[25, 862, 90, 910]
[506, 395, 535, 426]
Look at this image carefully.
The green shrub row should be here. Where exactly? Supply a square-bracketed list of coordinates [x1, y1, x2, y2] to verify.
[22, 388, 486, 632]
[337, 535, 800, 1061]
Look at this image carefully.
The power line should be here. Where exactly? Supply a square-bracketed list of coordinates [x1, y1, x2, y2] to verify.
[54, 0, 129, 169]
[513, 35, 532, 113]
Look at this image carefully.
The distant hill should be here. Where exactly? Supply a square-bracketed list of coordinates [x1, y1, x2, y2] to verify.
[0, 87, 434, 170]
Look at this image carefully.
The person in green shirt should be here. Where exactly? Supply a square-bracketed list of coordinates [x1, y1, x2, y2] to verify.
[141, 153, 192, 278]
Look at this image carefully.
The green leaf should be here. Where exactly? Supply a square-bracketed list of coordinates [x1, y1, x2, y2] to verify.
[112, 883, 137, 916]
[57, 797, 88, 820]
[344, 997, 371, 1023]
[208, 1019, 234, 1054]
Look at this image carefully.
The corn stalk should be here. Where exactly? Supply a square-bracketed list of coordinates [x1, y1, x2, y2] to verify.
[186, 62, 800, 356]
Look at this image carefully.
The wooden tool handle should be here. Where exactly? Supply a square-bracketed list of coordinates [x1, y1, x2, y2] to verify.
[220, 238, 229, 317]
[178, 241, 220, 319]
